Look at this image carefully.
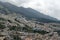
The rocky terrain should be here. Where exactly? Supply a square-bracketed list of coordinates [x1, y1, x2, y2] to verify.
[0, 13, 60, 40]
[0, 1, 60, 40]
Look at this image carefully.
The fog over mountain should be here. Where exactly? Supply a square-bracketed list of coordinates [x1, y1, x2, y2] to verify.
[0, 0, 60, 20]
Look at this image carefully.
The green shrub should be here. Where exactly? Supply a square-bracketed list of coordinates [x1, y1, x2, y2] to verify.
[13, 35, 21, 40]
[33, 30, 49, 35]
[0, 18, 6, 21]
[0, 24, 6, 29]
[9, 26, 16, 30]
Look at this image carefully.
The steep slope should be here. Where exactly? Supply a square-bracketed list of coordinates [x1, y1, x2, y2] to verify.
[0, 1, 60, 40]
[0, 1, 60, 23]
[0, 13, 60, 40]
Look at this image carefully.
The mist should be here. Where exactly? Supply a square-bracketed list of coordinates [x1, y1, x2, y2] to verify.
[0, 0, 60, 20]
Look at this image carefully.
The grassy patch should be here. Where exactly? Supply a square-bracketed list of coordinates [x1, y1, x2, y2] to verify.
[0, 24, 6, 29]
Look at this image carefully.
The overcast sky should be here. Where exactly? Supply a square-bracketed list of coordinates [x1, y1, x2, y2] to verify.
[0, 0, 60, 20]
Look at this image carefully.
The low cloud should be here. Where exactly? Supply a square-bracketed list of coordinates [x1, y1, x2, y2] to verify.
[0, 0, 60, 20]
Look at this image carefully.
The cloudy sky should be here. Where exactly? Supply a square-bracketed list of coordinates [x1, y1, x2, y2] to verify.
[0, 0, 60, 20]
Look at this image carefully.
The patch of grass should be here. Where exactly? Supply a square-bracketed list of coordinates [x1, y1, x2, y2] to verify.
[0, 24, 6, 29]
[0, 18, 6, 21]
[33, 30, 49, 35]
[9, 26, 17, 31]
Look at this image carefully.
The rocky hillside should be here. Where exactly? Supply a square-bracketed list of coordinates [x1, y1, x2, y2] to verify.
[0, 1, 60, 40]
[0, 13, 60, 40]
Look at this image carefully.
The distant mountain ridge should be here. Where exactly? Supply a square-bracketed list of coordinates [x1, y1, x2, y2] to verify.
[0, 1, 60, 23]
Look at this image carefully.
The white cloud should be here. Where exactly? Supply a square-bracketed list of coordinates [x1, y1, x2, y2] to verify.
[0, 0, 60, 20]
